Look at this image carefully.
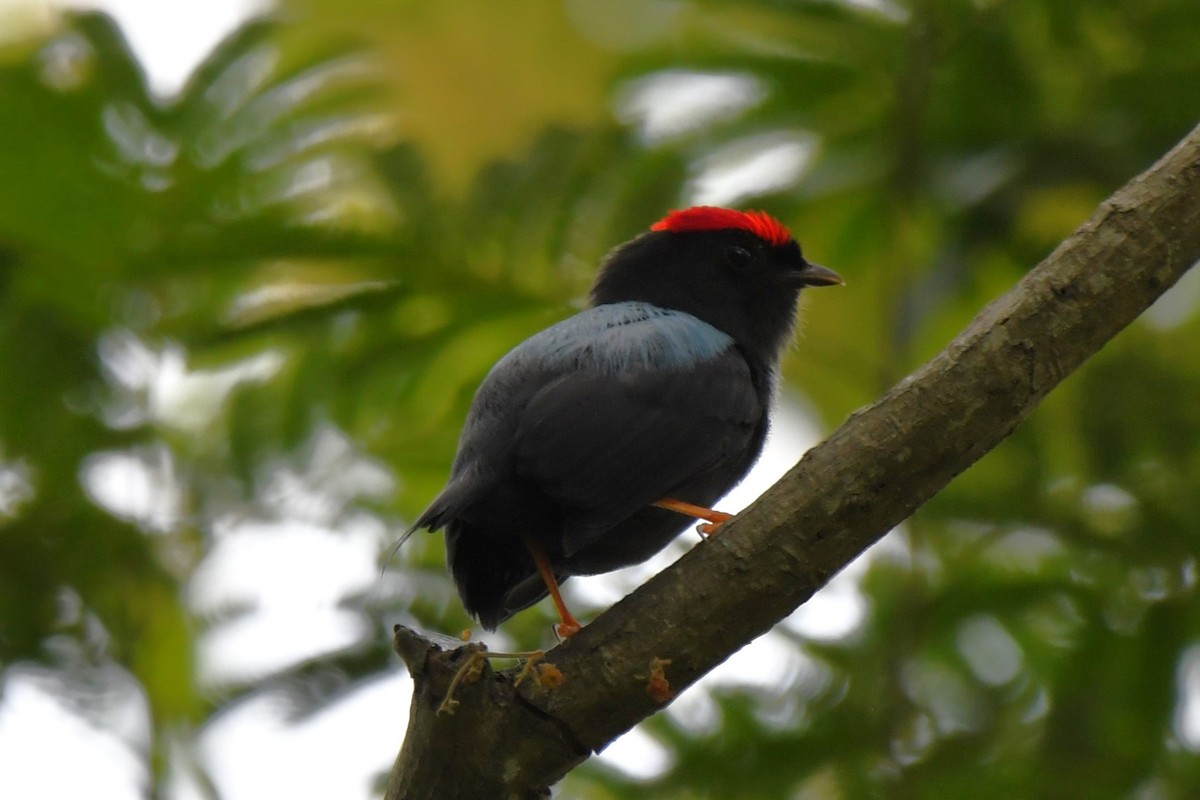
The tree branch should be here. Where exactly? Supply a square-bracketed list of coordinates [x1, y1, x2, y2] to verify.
[386, 122, 1200, 800]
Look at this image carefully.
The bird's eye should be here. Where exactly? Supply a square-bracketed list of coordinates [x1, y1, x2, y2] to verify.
[725, 246, 753, 269]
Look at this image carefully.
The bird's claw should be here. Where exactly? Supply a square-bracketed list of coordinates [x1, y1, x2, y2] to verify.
[554, 619, 582, 639]
[697, 511, 735, 537]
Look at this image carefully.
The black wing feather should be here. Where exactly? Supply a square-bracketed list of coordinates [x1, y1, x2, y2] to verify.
[513, 346, 761, 555]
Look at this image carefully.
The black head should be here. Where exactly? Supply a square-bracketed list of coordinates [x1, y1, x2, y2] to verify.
[590, 207, 842, 373]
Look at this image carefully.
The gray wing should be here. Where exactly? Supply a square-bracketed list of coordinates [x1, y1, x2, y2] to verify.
[513, 345, 761, 555]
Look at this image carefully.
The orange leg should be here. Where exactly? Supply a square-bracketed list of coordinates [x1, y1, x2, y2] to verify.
[527, 542, 582, 638]
[652, 497, 735, 535]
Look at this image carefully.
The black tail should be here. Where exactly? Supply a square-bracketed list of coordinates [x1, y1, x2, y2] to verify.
[444, 518, 547, 630]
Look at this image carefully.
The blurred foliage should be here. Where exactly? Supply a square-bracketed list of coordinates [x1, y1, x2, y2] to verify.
[1, 1, 1199, 798]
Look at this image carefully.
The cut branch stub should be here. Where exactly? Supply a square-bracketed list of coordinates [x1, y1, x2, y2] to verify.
[386, 625, 588, 800]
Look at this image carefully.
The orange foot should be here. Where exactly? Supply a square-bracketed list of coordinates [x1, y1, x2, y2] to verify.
[554, 617, 582, 639]
[652, 498, 735, 536]
[526, 539, 584, 638]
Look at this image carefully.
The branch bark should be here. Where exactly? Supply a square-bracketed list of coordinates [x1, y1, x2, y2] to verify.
[386, 122, 1200, 800]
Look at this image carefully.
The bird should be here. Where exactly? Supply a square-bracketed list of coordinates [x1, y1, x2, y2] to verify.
[405, 206, 842, 636]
